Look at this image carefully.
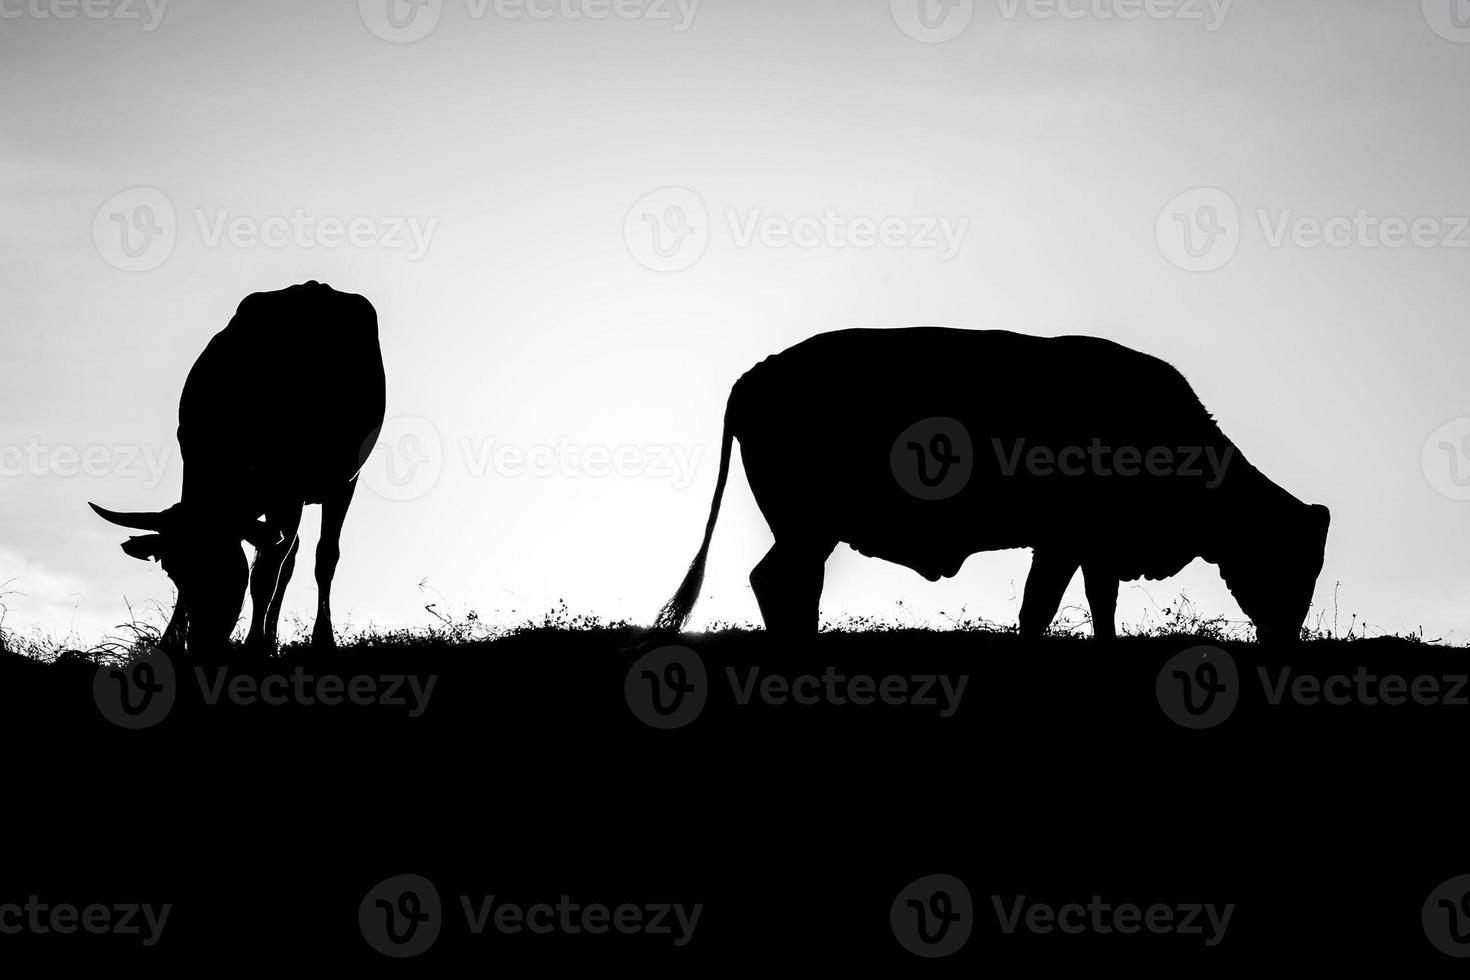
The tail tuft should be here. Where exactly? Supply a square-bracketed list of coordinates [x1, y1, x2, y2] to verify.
[653, 540, 711, 633]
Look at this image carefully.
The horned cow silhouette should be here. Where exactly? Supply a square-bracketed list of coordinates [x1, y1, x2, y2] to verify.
[658, 327, 1330, 643]
[92, 281, 387, 655]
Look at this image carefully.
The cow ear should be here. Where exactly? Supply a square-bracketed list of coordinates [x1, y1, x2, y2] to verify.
[121, 534, 166, 562]
[241, 519, 283, 550]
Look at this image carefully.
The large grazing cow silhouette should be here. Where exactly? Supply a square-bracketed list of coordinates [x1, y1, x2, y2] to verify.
[657, 328, 1331, 643]
[92, 281, 386, 654]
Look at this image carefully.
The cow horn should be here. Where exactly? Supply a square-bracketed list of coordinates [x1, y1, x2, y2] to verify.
[89, 502, 171, 532]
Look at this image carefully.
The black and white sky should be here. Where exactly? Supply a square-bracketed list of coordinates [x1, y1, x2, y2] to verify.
[3, 0, 1470, 643]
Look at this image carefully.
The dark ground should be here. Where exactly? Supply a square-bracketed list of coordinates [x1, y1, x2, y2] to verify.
[1, 627, 1466, 970]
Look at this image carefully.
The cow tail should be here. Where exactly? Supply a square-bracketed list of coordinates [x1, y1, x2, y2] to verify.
[654, 397, 737, 633]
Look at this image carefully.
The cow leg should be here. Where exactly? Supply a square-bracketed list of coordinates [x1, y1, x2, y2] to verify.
[750, 539, 836, 634]
[1018, 550, 1081, 639]
[1082, 563, 1118, 641]
[244, 503, 303, 656]
[312, 478, 359, 649]
[264, 533, 301, 647]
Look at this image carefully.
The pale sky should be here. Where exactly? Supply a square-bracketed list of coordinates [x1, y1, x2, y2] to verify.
[3, 0, 1470, 646]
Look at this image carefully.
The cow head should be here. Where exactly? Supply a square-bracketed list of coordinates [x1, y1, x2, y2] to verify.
[90, 501, 282, 651]
[1219, 502, 1330, 644]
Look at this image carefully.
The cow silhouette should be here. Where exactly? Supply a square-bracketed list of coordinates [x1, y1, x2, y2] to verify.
[92, 281, 386, 654]
[657, 328, 1330, 643]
